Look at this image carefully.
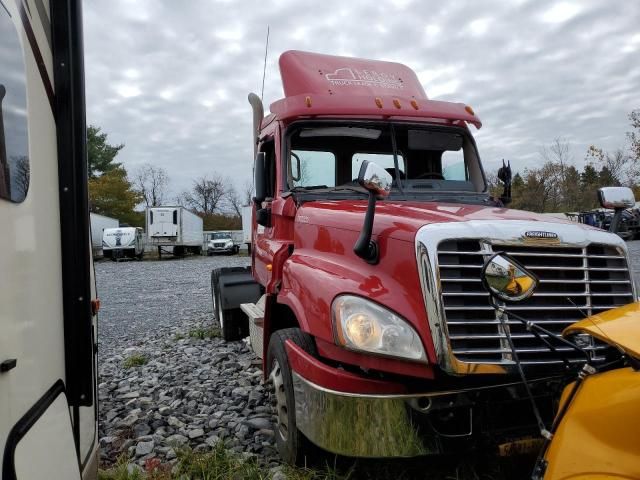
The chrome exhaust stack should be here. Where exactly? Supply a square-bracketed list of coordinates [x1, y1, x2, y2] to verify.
[248, 92, 264, 157]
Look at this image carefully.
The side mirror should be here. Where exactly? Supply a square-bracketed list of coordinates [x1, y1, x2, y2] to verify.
[353, 161, 392, 264]
[598, 187, 635, 234]
[357, 160, 392, 197]
[254, 152, 267, 204]
[597, 187, 635, 209]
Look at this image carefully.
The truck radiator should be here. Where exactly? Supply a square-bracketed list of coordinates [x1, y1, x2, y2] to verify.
[437, 240, 634, 365]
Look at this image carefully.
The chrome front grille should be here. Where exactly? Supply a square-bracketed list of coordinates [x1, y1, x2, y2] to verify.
[437, 240, 634, 365]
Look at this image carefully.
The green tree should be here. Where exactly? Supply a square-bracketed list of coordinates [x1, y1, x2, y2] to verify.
[88, 167, 143, 226]
[87, 125, 123, 178]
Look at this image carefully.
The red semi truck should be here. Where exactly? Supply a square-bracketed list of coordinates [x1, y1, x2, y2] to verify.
[212, 51, 635, 463]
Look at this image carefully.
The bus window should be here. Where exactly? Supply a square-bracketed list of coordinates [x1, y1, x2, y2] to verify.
[0, 5, 29, 202]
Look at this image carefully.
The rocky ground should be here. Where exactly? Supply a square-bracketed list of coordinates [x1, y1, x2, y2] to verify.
[96, 242, 640, 473]
[96, 254, 284, 471]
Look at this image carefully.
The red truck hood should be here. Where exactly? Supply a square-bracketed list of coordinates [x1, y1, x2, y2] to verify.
[297, 200, 585, 242]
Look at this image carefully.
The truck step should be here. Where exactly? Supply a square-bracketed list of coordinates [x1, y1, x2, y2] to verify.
[241, 295, 266, 359]
[240, 299, 264, 327]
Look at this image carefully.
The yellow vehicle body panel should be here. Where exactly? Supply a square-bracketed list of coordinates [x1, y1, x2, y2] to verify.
[544, 367, 640, 479]
[564, 302, 640, 359]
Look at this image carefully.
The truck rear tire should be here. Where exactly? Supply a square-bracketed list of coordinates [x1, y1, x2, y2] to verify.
[267, 328, 317, 465]
[212, 271, 249, 341]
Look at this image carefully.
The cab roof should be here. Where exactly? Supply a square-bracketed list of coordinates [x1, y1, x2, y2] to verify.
[268, 51, 481, 129]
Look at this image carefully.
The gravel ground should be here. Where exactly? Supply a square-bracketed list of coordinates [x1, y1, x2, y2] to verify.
[96, 242, 640, 472]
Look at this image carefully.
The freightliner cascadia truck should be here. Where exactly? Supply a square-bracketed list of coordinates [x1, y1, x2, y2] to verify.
[212, 51, 636, 464]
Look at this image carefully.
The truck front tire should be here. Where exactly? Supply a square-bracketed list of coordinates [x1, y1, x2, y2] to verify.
[267, 328, 317, 465]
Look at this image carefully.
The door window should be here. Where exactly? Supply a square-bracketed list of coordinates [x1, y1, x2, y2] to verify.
[0, 5, 29, 202]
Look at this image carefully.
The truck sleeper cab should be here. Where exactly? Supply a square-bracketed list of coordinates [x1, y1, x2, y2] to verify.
[212, 51, 636, 463]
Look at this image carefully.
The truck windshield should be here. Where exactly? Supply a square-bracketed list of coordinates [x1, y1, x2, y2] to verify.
[286, 122, 486, 197]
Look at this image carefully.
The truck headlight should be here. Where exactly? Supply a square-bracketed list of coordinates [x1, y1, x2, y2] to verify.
[332, 295, 427, 363]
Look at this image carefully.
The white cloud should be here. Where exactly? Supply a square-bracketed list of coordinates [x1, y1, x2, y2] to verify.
[540, 2, 581, 23]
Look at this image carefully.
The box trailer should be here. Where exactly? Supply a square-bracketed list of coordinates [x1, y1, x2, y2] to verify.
[146, 206, 203, 256]
[90, 212, 118, 250]
[241, 205, 252, 252]
[1, 1, 99, 478]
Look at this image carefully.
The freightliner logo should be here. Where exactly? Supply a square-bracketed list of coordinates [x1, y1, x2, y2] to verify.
[524, 231, 558, 239]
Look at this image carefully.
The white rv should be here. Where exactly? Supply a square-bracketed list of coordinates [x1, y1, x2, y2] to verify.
[146, 206, 203, 256]
[1, 2, 98, 479]
[241, 205, 253, 253]
[102, 227, 145, 260]
[89, 212, 118, 251]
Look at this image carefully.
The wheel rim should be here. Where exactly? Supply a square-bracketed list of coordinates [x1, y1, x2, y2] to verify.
[269, 359, 289, 441]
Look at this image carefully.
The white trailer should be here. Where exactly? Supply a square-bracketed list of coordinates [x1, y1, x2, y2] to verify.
[146, 206, 203, 256]
[1, 2, 98, 478]
[102, 227, 145, 260]
[241, 205, 253, 252]
[90, 212, 118, 250]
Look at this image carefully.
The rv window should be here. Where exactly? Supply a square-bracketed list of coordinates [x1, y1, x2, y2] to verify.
[0, 6, 30, 203]
[172, 210, 177, 224]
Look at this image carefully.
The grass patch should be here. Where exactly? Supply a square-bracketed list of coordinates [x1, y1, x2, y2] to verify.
[173, 333, 185, 341]
[188, 327, 221, 340]
[99, 444, 351, 480]
[123, 354, 148, 369]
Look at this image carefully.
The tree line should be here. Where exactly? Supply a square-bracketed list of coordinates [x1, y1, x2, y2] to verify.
[488, 110, 640, 213]
[87, 125, 251, 230]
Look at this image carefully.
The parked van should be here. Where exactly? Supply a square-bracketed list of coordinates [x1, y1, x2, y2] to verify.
[102, 227, 145, 260]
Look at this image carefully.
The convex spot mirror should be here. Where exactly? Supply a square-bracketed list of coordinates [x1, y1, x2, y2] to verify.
[481, 253, 538, 302]
[598, 187, 635, 209]
[357, 160, 392, 197]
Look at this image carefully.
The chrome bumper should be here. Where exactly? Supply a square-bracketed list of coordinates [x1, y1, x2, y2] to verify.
[292, 371, 560, 458]
[292, 372, 433, 457]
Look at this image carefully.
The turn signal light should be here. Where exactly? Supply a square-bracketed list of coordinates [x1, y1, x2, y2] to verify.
[266, 264, 273, 272]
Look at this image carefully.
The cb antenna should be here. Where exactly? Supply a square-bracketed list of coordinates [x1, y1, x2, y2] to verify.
[261, 26, 270, 101]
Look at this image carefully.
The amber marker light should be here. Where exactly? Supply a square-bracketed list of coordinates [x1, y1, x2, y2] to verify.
[465, 105, 475, 115]
[410, 99, 419, 110]
[305, 96, 312, 107]
[266, 264, 273, 271]
[375, 97, 383, 108]
[91, 298, 101, 316]
[393, 99, 402, 109]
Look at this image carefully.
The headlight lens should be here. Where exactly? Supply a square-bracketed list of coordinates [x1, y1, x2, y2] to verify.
[332, 295, 427, 362]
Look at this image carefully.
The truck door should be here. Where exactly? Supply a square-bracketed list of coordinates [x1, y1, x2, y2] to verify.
[253, 138, 277, 286]
[1, 1, 96, 478]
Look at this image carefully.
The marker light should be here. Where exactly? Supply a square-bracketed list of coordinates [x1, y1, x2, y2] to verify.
[464, 105, 475, 115]
[410, 99, 419, 110]
[333, 295, 427, 362]
[375, 97, 383, 108]
[305, 96, 312, 107]
[393, 99, 401, 109]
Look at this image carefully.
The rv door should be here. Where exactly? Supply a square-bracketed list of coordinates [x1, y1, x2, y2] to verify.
[0, 1, 97, 479]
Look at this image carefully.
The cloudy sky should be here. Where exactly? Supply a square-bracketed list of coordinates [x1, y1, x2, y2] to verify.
[83, 0, 640, 200]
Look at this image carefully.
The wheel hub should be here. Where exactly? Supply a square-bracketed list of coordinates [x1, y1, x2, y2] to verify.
[269, 359, 289, 441]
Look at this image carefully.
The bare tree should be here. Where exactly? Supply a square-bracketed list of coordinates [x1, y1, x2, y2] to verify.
[242, 180, 254, 206]
[133, 163, 169, 207]
[181, 174, 227, 215]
